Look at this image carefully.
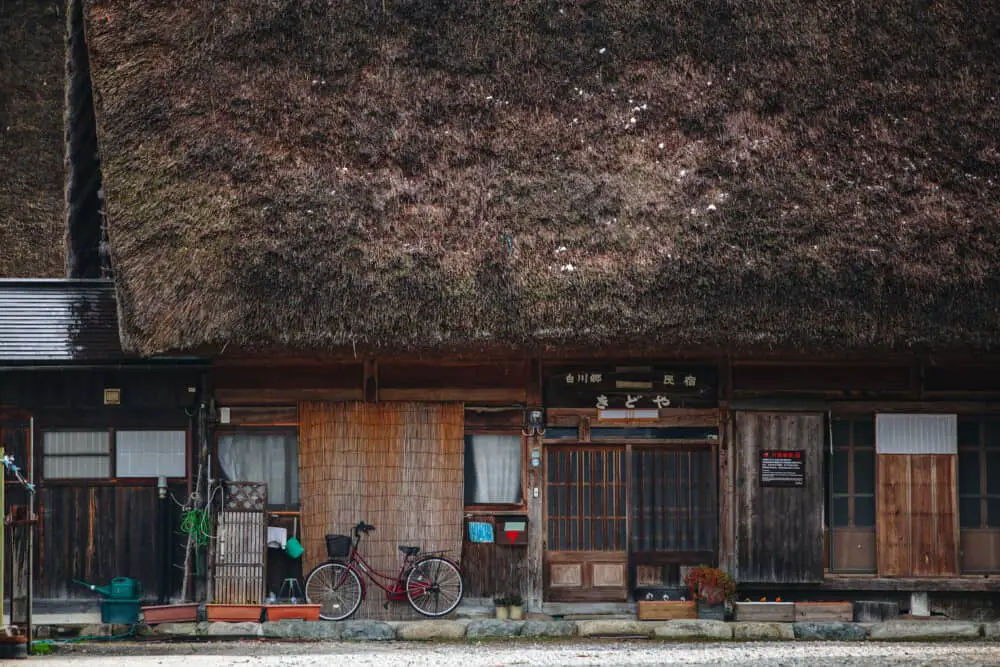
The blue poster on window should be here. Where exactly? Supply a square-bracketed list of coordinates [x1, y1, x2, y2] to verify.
[468, 521, 494, 543]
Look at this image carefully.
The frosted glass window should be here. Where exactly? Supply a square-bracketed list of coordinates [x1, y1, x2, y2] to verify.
[43, 431, 111, 479]
[876, 414, 957, 454]
[116, 430, 187, 478]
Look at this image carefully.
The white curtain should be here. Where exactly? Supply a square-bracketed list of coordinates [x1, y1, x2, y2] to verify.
[467, 434, 522, 504]
[218, 432, 298, 505]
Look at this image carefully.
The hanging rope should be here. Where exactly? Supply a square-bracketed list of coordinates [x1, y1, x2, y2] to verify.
[180, 508, 212, 549]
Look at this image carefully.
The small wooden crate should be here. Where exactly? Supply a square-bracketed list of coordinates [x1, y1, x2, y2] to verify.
[637, 600, 697, 620]
[794, 601, 853, 622]
[732, 602, 795, 622]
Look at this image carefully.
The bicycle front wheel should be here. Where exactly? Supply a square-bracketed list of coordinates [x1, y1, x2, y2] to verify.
[405, 556, 464, 617]
[304, 562, 363, 620]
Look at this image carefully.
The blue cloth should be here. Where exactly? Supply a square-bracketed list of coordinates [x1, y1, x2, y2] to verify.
[468, 521, 494, 543]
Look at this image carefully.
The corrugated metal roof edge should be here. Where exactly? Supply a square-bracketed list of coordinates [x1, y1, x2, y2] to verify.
[0, 278, 114, 287]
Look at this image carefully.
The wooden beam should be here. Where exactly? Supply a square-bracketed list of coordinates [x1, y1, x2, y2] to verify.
[546, 408, 719, 428]
[811, 577, 1000, 593]
[378, 388, 527, 403]
[215, 388, 363, 404]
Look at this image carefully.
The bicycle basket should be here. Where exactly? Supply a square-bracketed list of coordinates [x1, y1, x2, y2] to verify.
[325, 534, 352, 558]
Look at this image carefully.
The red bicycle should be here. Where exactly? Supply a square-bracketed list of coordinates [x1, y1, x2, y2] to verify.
[303, 521, 464, 620]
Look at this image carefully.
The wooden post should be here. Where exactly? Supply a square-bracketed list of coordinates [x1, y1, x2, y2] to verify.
[526, 433, 543, 611]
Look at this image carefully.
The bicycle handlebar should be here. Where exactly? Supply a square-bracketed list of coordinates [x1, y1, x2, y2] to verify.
[353, 521, 376, 536]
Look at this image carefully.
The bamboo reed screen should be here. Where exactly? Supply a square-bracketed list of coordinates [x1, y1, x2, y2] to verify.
[299, 401, 465, 620]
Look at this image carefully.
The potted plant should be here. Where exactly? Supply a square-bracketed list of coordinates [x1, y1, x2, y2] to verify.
[493, 594, 509, 620]
[507, 593, 524, 620]
[683, 565, 736, 621]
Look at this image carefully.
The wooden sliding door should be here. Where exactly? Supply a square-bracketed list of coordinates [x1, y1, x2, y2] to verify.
[544, 446, 628, 601]
[544, 444, 717, 601]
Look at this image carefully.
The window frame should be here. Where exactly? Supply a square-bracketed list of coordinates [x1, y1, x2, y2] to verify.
[957, 417, 1000, 530]
[40, 427, 190, 484]
[214, 425, 300, 511]
[462, 429, 527, 513]
[829, 418, 876, 530]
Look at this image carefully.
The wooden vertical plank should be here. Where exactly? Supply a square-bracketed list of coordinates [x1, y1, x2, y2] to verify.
[876, 454, 911, 576]
[934, 455, 959, 575]
[910, 455, 936, 576]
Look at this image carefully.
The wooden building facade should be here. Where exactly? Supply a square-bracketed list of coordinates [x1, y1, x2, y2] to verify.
[1, 281, 205, 605]
[205, 354, 1000, 615]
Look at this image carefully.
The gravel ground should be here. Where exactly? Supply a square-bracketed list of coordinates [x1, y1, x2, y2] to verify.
[30, 640, 1000, 667]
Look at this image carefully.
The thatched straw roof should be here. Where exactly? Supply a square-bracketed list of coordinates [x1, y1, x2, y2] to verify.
[0, 1, 66, 278]
[85, 1, 1000, 356]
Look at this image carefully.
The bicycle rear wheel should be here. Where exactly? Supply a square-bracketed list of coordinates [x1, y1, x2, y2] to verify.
[304, 562, 363, 620]
[405, 556, 464, 617]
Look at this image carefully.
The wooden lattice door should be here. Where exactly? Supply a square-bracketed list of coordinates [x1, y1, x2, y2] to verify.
[544, 446, 628, 601]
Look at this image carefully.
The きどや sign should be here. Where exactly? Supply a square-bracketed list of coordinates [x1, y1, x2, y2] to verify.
[545, 366, 717, 409]
[759, 450, 806, 487]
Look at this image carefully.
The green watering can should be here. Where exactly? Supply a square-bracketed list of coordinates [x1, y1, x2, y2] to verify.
[73, 576, 144, 600]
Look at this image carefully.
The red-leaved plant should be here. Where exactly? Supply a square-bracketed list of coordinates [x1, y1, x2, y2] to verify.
[683, 565, 736, 605]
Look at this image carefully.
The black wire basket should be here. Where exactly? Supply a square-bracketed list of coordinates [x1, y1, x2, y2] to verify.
[325, 534, 352, 558]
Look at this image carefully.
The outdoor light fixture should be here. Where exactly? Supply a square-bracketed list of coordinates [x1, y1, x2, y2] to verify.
[523, 409, 546, 437]
[157, 475, 168, 499]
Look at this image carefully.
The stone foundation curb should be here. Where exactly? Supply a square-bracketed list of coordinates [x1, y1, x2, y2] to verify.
[466, 619, 523, 638]
[793, 622, 869, 641]
[868, 621, 982, 641]
[204, 622, 262, 637]
[95, 618, 1000, 642]
[576, 620, 658, 638]
[396, 620, 468, 640]
[519, 620, 578, 638]
[733, 622, 796, 641]
[339, 621, 396, 641]
[653, 620, 732, 640]
[261, 620, 343, 640]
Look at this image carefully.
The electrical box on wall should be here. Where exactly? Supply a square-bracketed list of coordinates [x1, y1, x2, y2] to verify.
[495, 515, 528, 546]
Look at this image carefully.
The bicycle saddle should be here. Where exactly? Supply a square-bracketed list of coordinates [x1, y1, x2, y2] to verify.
[398, 545, 420, 556]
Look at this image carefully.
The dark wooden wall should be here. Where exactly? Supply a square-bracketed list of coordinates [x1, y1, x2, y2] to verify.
[37, 484, 186, 600]
[734, 412, 824, 583]
[1, 366, 200, 601]
[461, 516, 530, 599]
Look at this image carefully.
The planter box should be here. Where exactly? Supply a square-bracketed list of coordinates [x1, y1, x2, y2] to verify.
[697, 601, 726, 621]
[265, 604, 322, 622]
[206, 604, 263, 623]
[732, 602, 795, 622]
[638, 600, 697, 621]
[795, 601, 853, 622]
[142, 603, 200, 625]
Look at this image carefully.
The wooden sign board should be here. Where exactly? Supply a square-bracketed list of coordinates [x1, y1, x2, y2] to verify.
[545, 366, 717, 410]
[759, 450, 806, 487]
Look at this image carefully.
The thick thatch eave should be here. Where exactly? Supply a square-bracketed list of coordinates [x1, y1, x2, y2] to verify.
[0, 0, 66, 278]
[85, 1, 1000, 357]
